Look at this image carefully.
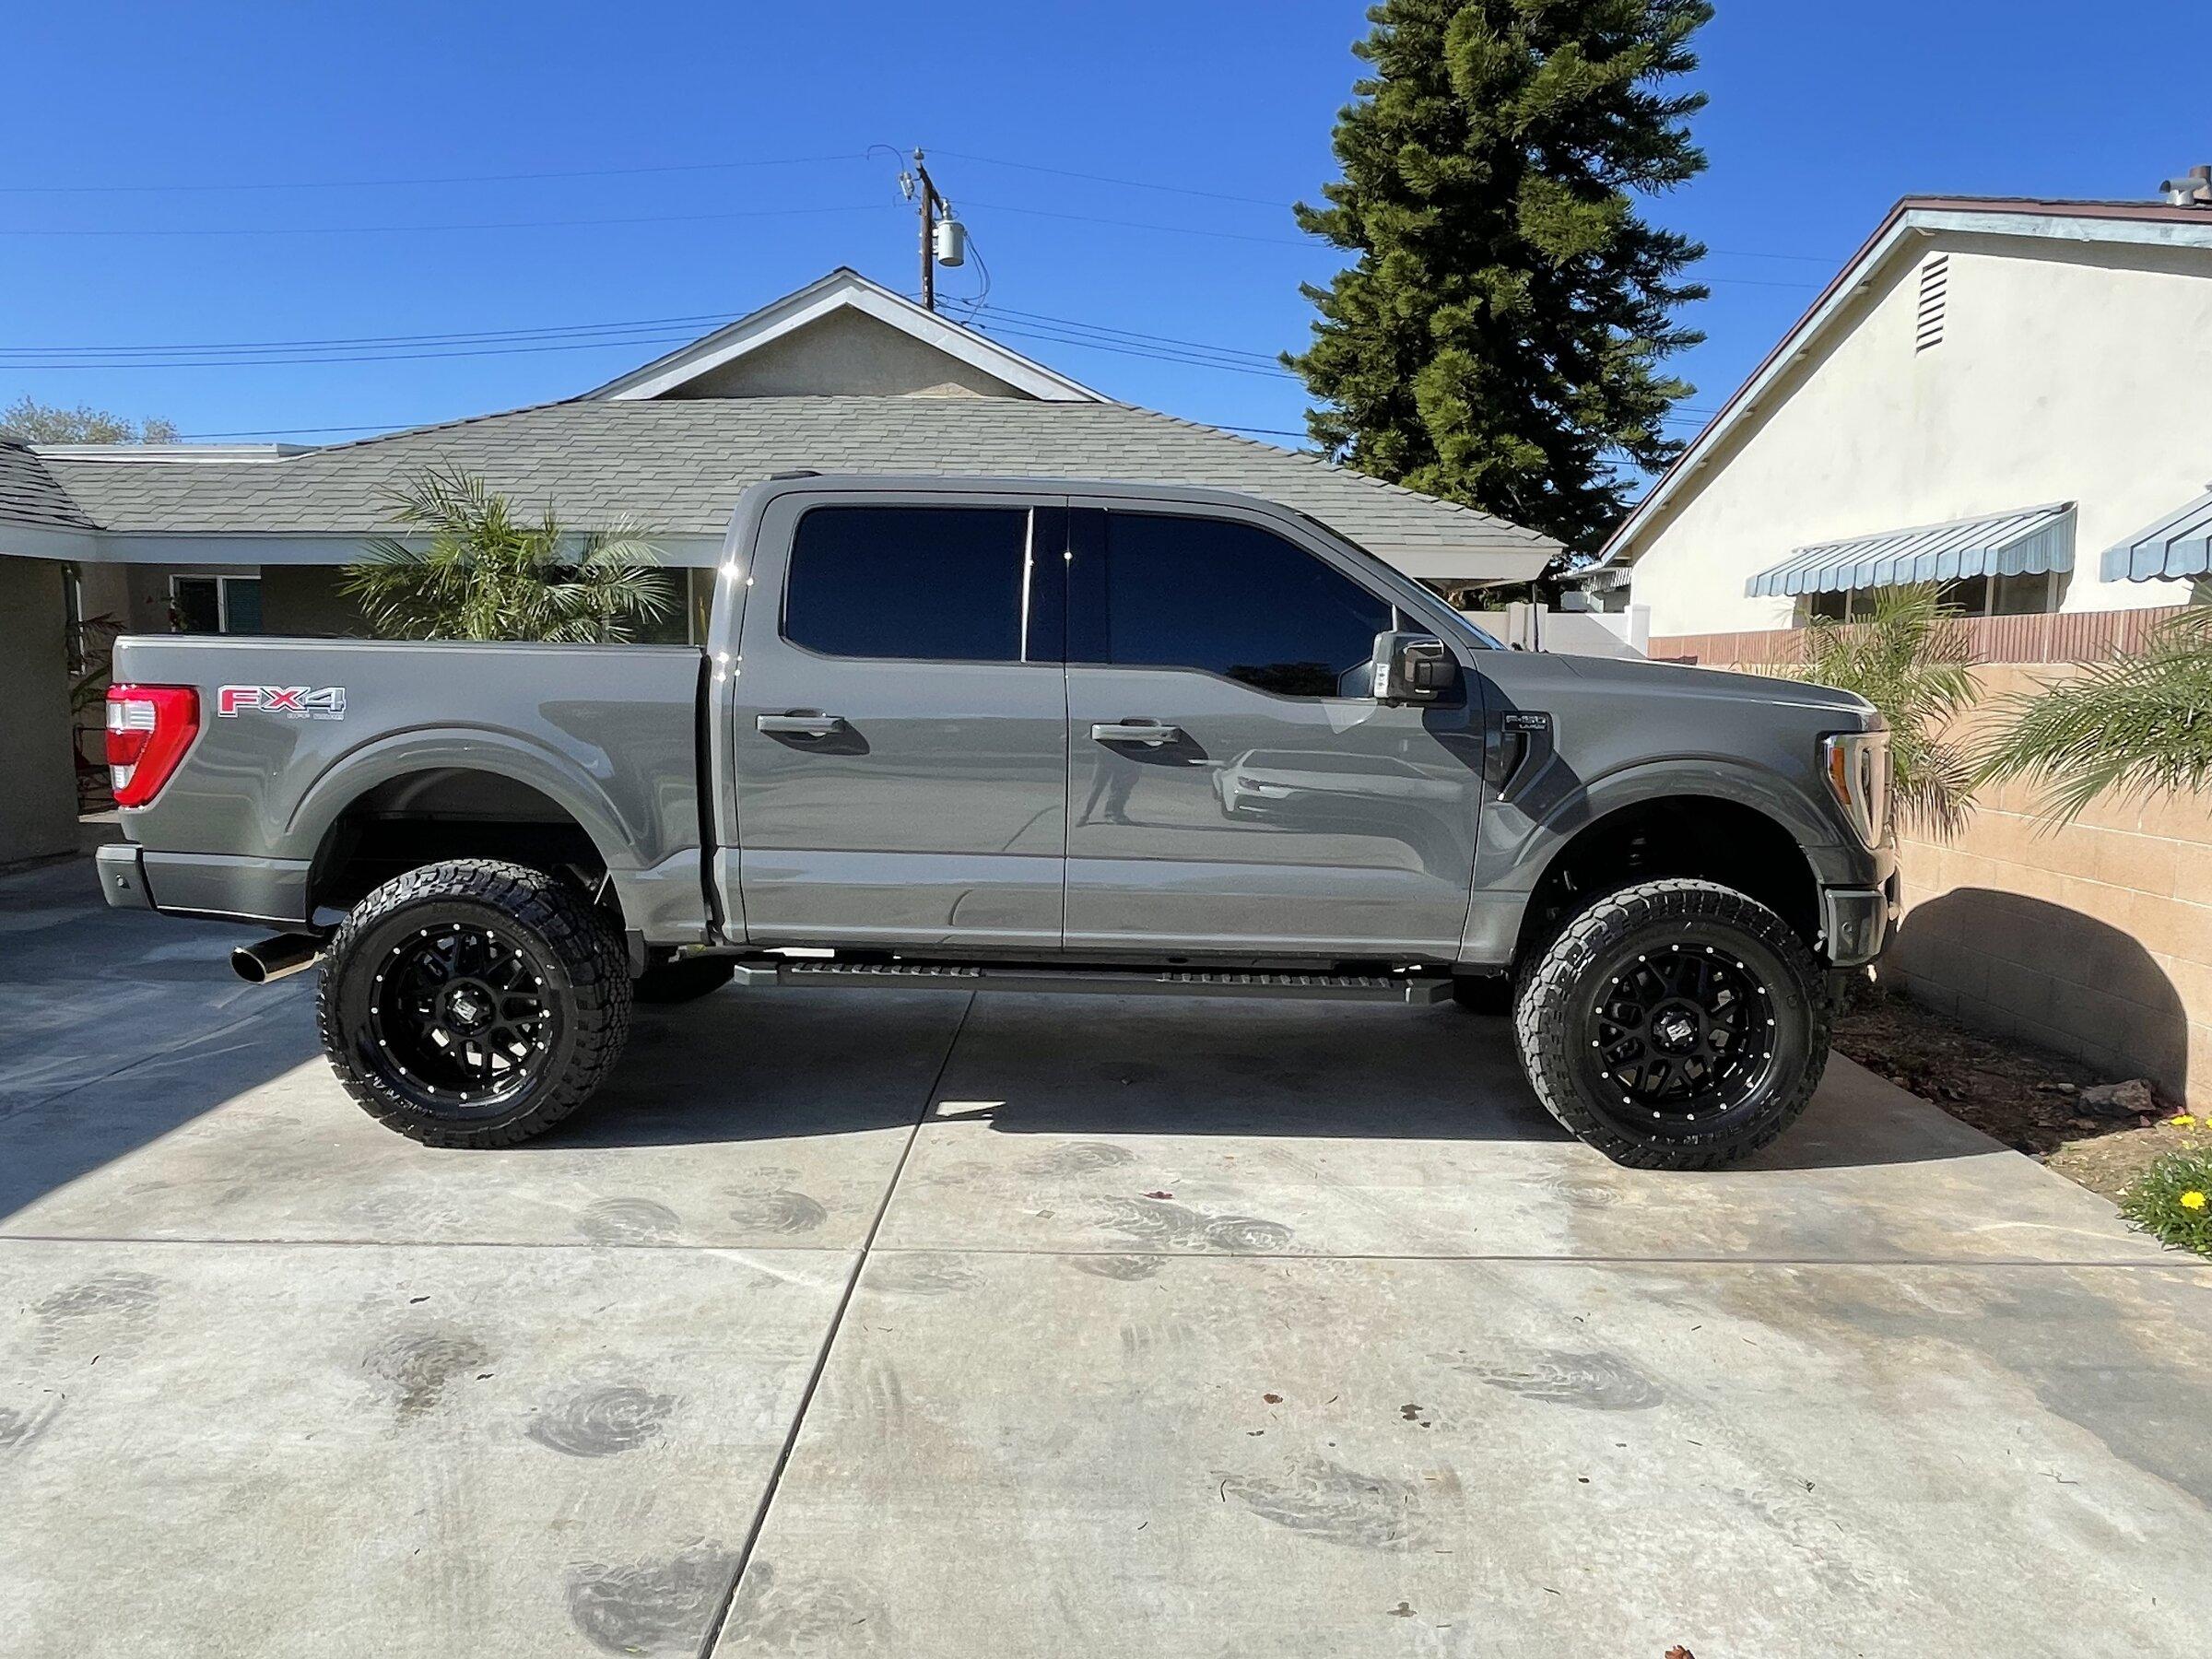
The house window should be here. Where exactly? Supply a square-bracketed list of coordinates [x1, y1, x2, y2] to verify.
[1914, 254, 1948, 352]
[170, 574, 263, 635]
[1798, 569, 2065, 626]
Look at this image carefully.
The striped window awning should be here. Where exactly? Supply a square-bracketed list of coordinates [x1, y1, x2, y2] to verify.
[2099, 483, 2212, 582]
[1745, 502, 2076, 598]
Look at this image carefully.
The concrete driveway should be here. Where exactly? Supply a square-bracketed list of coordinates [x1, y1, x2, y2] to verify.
[4, 852, 2208, 1658]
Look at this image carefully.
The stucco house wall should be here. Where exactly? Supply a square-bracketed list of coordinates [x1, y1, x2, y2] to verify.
[664, 307, 1025, 400]
[0, 558, 86, 865]
[1625, 229, 2212, 638]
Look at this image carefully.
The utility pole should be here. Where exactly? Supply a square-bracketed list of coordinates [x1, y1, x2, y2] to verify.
[912, 149, 943, 312]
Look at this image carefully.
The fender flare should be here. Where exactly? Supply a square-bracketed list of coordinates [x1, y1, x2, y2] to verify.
[285, 727, 645, 879]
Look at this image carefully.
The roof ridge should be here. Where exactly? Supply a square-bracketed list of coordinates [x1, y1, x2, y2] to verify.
[299, 393, 590, 456]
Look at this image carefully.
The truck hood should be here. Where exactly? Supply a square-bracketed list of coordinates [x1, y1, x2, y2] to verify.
[1547, 652, 1881, 726]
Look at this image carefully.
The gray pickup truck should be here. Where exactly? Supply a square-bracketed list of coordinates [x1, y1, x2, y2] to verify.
[99, 474, 1896, 1168]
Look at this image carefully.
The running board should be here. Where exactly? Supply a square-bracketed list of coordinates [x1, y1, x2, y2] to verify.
[730, 959, 1453, 1006]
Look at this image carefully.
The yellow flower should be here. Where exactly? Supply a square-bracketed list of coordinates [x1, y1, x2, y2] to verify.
[2171, 1114, 2200, 1127]
[2182, 1191, 2209, 1212]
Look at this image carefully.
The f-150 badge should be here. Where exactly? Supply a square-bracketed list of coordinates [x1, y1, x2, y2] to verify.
[217, 685, 347, 720]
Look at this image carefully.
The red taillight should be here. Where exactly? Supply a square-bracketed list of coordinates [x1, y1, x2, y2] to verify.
[105, 684, 199, 807]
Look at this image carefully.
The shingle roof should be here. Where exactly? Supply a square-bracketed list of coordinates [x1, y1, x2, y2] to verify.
[41, 397, 1558, 573]
[0, 440, 96, 531]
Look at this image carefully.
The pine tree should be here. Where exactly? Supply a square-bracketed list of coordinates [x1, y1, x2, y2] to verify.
[1289, 0, 1712, 553]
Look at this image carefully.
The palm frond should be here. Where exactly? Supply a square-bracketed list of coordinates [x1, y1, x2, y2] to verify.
[342, 468, 671, 643]
[1770, 584, 1978, 838]
[1976, 606, 2212, 821]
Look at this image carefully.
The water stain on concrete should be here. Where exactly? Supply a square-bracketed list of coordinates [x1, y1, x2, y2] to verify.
[29, 1270, 162, 1360]
[1542, 1174, 1624, 1209]
[725, 1188, 830, 1235]
[1096, 1194, 1295, 1255]
[869, 1254, 983, 1297]
[346, 1190, 469, 1235]
[1066, 1253, 1164, 1281]
[1445, 1347, 1665, 1411]
[1219, 1455, 1431, 1550]
[525, 1384, 676, 1457]
[0, 1394, 65, 1453]
[362, 1328, 491, 1419]
[576, 1196, 681, 1244]
[1019, 1141, 1136, 1176]
[721, 1559, 889, 1653]
[565, 1540, 737, 1657]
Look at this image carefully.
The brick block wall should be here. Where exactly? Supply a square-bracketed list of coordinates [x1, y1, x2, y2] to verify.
[1653, 651, 2211, 1110]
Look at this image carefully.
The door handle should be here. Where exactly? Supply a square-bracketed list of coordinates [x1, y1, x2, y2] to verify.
[1090, 720, 1183, 746]
[757, 712, 846, 738]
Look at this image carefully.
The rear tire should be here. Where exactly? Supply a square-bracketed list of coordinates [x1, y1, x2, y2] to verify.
[633, 956, 736, 1004]
[1512, 877, 1827, 1170]
[317, 858, 633, 1147]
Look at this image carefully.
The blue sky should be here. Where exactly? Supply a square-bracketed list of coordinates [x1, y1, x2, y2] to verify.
[3, 0, 2204, 473]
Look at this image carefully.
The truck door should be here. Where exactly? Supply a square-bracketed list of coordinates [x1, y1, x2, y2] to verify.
[731, 493, 1068, 950]
[1063, 504, 1484, 959]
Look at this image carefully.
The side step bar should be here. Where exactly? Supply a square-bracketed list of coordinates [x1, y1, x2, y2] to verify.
[729, 958, 1453, 1006]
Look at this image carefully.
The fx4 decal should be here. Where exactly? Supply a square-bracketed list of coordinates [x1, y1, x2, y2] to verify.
[217, 685, 347, 720]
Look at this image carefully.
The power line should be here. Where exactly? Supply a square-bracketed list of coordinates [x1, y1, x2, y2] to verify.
[0, 202, 897, 239]
[0, 311, 742, 358]
[0, 153, 867, 195]
[1, 332, 714, 371]
[960, 198, 1323, 249]
[928, 148, 1288, 208]
[954, 300, 1281, 365]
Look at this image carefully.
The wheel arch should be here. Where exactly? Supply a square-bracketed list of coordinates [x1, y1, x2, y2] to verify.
[1507, 790, 1828, 970]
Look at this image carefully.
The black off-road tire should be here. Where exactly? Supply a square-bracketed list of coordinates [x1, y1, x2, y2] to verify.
[1512, 877, 1829, 1170]
[632, 956, 736, 1004]
[317, 858, 633, 1147]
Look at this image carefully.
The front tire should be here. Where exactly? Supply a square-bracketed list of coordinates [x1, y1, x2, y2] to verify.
[1512, 878, 1827, 1170]
[317, 858, 633, 1147]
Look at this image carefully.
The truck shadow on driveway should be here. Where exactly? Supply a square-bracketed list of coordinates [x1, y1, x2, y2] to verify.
[549, 989, 1996, 1174]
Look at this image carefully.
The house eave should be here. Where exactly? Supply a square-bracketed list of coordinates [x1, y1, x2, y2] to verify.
[582, 268, 1102, 404]
[1598, 197, 2212, 568]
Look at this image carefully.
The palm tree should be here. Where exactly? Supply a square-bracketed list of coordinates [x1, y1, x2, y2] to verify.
[1773, 584, 1978, 836]
[343, 466, 676, 642]
[1977, 606, 2212, 821]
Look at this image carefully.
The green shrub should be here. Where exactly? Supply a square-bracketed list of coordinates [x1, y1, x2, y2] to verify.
[2119, 1149, 2212, 1258]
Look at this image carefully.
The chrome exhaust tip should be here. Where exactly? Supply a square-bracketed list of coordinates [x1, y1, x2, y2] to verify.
[231, 932, 322, 984]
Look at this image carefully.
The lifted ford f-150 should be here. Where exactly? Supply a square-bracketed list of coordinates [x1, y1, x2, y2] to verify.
[98, 475, 1896, 1167]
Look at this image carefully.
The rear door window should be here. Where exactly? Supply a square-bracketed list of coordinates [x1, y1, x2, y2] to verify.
[1074, 512, 1393, 697]
[783, 505, 1035, 663]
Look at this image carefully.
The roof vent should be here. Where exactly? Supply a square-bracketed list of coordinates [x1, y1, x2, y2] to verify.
[2161, 165, 2212, 207]
[1913, 253, 1948, 353]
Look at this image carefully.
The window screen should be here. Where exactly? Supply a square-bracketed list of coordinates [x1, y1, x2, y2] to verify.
[783, 506, 1030, 662]
[1088, 512, 1392, 698]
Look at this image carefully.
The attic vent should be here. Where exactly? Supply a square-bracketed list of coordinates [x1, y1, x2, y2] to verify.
[1914, 253, 1949, 352]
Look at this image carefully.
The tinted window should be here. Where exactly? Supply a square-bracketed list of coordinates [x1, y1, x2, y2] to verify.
[1088, 512, 1392, 697]
[784, 506, 1030, 662]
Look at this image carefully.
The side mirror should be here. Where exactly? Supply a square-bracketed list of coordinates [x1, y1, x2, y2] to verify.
[1370, 630, 1457, 704]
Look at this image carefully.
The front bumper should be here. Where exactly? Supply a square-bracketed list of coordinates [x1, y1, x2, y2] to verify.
[1821, 871, 1900, 968]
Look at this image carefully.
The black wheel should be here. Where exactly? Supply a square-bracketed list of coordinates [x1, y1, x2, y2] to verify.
[1512, 877, 1828, 1170]
[317, 858, 633, 1147]
[633, 956, 735, 1004]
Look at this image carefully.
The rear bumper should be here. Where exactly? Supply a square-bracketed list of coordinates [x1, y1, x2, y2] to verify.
[95, 842, 153, 910]
[96, 843, 310, 927]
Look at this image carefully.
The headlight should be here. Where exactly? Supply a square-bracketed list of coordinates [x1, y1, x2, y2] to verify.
[1821, 730, 1891, 848]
